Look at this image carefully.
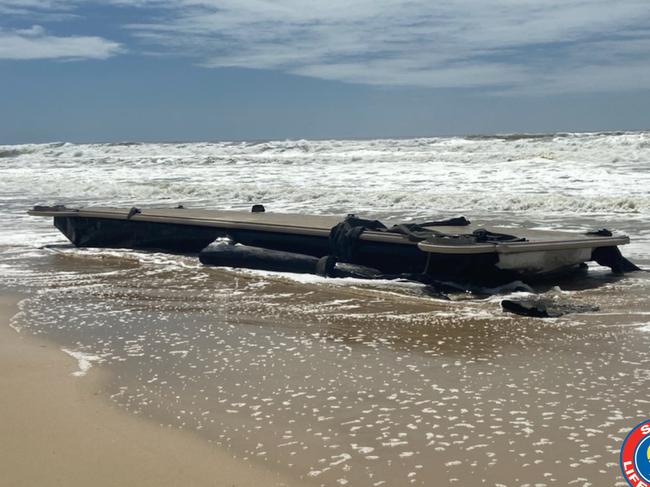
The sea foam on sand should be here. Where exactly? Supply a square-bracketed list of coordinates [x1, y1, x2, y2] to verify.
[61, 348, 103, 377]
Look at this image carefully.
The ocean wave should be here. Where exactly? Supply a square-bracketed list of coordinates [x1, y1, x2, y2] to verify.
[1, 131, 648, 235]
[1, 130, 648, 157]
[0, 149, 26, 159]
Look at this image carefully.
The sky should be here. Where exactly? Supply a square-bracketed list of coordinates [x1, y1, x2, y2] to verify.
[1, 0, 650, 143]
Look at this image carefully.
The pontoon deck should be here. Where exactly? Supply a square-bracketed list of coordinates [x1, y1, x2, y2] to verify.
[28, 205, 634, 282]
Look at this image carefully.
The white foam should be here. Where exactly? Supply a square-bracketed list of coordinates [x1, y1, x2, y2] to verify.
[1, 133, 649, 221]
[61, 348, 103, 377]
[214, 266, 426, 290]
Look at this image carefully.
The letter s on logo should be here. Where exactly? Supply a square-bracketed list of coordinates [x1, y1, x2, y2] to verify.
[642, 424, 650, 435]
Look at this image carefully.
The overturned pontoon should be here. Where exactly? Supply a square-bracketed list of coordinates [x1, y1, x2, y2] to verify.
[28, 205, 638, 283]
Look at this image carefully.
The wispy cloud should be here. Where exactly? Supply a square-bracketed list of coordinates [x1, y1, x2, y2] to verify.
[119, 0, 650, 94]
[2, 0, 650, 93]
[0, 25, 122, 60]
[0, 0, 75, 18]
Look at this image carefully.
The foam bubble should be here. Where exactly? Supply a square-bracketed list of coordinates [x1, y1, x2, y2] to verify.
[61, 348, 103, 377]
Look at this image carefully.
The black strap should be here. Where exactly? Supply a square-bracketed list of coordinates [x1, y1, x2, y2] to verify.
[389, 225, 525, 245]
[328, 214, 523, 262]
[586, 228, 612, 237]
[592, 246, 641, 273]
[328, 215, 387, 261]
[126, 207, 141, 219]
[418, 216, 471, 227]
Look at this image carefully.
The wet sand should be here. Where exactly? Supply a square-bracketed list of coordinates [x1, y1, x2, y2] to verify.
[0, 294, 302, 487]
[4, 248, 649, 486]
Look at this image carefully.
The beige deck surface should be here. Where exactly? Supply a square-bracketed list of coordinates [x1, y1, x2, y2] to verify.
[33, 207, 343, 230]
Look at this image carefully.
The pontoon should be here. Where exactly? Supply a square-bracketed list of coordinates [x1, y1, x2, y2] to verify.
[28, 205, 637, 283]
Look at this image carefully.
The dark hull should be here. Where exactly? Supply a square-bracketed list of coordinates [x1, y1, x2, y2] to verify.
[54, 216, 503, 279]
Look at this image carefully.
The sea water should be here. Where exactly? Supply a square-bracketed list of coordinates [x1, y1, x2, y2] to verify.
[1, 132, 649, 486]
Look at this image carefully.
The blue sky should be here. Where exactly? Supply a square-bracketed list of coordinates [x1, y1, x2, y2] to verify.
[1, 0, 650, 143]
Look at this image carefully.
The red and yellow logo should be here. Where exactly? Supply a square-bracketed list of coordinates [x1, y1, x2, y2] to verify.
[621, 420, 650, 487]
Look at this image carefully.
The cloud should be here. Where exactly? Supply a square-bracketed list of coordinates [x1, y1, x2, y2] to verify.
[2, 0, 650, 93]
[0, 0, 75, 18]
[0, 25, 122, 60]
[118, 0, 650, 94]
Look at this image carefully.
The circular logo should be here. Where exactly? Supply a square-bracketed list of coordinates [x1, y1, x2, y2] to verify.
[621, 420, 650, 486]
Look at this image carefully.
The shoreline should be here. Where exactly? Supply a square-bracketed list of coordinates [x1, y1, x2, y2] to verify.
[0, 294, 303, 487]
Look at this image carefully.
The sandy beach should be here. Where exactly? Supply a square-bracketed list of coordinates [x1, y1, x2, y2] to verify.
[3, 259, 648, 486]
[0, 294, 301, 487]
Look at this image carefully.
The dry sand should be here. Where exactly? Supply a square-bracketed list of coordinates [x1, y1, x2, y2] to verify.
[0, 294, 302, 487]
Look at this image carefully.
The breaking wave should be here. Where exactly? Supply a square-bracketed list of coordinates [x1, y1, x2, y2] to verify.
[1, 131, 649, 236]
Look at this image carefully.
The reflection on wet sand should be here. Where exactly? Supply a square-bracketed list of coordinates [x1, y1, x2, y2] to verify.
[5, 246, 648, 486]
